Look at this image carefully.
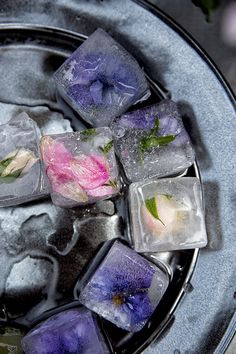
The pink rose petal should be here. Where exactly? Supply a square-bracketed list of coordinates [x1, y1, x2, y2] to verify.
[41, 136, 115, 203]
[41, 136, 73, 166]
[70, 154, 109, 190]
[86, 185, 115, 197]
[47, 166, 88, 203]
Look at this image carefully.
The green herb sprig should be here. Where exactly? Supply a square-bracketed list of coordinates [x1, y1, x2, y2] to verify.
[98, 140, 114, 173]
[139, 117, 176, 160]
[80, 128, 97, 141]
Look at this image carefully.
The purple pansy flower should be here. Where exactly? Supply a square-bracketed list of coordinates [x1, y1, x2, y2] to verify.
[54, 28, 150, 126]
[67, 53, 139, 110]
[79, 242, 167, 332]
[87, 264, 154, 327]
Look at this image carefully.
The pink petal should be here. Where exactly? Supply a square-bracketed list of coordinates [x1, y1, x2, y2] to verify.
[70, 154, 109, 190]
[40, 136, 73, 166]
[86, 185, 115, 197]
[47, 166, 88, 203]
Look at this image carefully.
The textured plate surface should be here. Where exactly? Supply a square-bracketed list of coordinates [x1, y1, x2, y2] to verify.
[0, 0, 235, 353]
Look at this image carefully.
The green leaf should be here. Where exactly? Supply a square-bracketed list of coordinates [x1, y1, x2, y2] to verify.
[1, 156, 15, 167]
[145, 197, 165, 225]
[0, 168, 23, 183]
[98, 146, 104, 153]
[107, 179, 118, 189]
[80, 128, 97, 141]
[139, 134, 176, 154]
[0, 156, 15, 167]
[150, 117, 159, 136]
[103, 140, 113, 154]
[162, 194, 173, 200]
[0, 156, 16, 175]
[80, 128, 97, 136]
[145, 197, 158, 219]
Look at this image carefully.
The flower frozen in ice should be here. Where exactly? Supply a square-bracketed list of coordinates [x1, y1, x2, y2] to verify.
[81, 252, 155, 330]
[40, 136, 116, 204]
[21, 308, 108, 354]
[67, 53, 139, 110]
[0, 148, 38, 183]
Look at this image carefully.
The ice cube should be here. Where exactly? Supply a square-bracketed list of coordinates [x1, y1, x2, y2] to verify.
[111, 100, 195, 182]
[79, 240, 169, 332]
[54, 28, 150, 127]
[21, 308, 109, 354]
[0, 112, 49, 207]
[129, 177, 207, 252]
[40, 127, 120, 207]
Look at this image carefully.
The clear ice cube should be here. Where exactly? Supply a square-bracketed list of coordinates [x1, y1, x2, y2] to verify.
[21, 308, 108, 354]
[129, 177, 207, 252]
[79, 240, 169, 332]
[0, 112, 49, 207]
[40, 127, 120, 207]
[54, 28, 150, 127]
[111, 100, 195, 182]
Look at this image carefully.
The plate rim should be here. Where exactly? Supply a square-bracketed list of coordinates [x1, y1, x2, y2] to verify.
[133, 0, 236, 107]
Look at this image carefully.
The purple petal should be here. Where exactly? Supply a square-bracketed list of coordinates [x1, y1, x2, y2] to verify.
[89, 80, 103, 105]
[158, 116, 179, 136]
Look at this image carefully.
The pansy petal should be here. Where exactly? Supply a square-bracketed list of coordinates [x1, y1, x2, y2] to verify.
[89, 80, 103, 105]
[127, 292, 153, 325]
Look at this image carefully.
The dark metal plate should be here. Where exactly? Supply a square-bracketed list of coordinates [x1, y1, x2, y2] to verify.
[0, 25, 200, 354]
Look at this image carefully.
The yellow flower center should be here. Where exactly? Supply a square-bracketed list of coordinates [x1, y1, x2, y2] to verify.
[112, 294, 124, 306]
